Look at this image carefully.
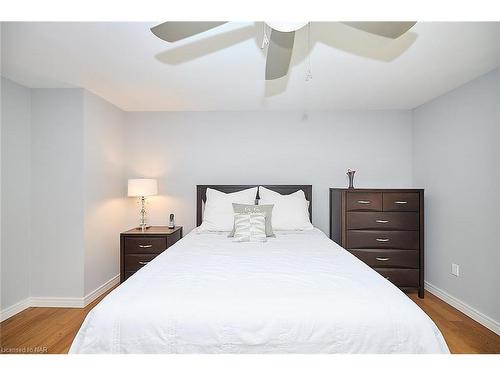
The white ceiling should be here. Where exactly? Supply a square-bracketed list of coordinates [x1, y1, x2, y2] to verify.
[1, 22, 499, 111]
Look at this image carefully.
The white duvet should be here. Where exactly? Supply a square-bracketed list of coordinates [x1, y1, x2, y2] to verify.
[70, 228, 449, 354]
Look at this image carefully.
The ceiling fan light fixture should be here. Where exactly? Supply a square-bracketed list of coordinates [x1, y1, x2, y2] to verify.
[151, 21, 418, 81]
[265, 22, 309, 32]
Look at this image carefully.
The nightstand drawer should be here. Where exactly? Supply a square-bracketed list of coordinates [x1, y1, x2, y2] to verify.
[347, 230, 419, 250]
[347, 192, 382, 211]
[120, 226, 183, 284]
[383, 192, 419, 212]
[124, 236, 167, 253]
[349, 249, 419, 269]
[123, 271, 137, 281]
[375, 268, 419, 287]
[124, 254, 158, 271]
[347, 212, 419, 230]
[167, 229, 182, 247]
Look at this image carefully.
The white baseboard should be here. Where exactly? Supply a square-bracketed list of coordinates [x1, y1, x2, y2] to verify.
[0, 298, 31, 322]
[0, 274, 120, 322]
[84, 274, 120, 306]
[425, 281, 500, 336]
[30, 297, 85, 308]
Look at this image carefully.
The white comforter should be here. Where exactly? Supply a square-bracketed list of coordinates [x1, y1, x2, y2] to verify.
[70, 228, 449, 354]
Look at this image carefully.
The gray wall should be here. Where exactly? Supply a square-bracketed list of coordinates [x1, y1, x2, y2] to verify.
[31, 88, 85, 298]
[1, 85, 128, 311]
[124, 111, 414, 233]
[30, 88, 127, 299]
[83, 91, 127, 295]
[413, 68, 500, 323]
[1, 77, 31, 310]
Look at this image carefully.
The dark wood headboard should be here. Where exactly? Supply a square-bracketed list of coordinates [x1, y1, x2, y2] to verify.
[196, 185, 312, 227]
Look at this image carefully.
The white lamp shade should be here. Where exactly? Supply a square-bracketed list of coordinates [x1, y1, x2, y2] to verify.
[128, 179, 158, 197]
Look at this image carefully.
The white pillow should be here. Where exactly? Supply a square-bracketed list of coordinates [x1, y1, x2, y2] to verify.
[232, 212, 267, 242]
[198, 187, 258, 232]
[258, 186, 313, 231]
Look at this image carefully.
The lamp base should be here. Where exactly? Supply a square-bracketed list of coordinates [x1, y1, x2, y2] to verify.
[136, 225, 152, 231]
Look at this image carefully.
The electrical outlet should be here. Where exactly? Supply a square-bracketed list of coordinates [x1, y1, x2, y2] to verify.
[451, 263, 460, 277]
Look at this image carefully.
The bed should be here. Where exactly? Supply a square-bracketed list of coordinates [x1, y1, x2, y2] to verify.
[70, 185, 449, 354]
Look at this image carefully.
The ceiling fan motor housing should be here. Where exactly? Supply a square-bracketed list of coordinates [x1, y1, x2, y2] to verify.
[265, 22, 309, 32]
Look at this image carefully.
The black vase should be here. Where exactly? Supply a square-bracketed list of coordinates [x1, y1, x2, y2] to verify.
[347, 170, 355, 189]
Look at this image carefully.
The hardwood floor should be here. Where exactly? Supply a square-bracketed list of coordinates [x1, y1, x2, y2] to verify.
[1, 290, 499, 354]
[408, 291, 500, 354]
[0, 289, 111, 354]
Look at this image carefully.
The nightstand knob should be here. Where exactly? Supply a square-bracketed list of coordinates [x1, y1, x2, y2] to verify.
[138, 244, 153, 248]
[138, 261, 149, 265]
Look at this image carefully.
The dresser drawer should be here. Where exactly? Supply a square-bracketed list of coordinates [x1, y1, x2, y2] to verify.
[383, 192, 419, 212]
[375, 268, 419, 287]
[349, 249, 419, 269]
[347, 230, 419, 250]
[123, 236, 167, 254]
[347, 212, 419, 230]
[347, 192, 382, 211]
[124, 254, 158, 271]
[330, 189, 424, 297]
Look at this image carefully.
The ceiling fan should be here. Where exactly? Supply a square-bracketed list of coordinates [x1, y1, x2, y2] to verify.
[151, 21, 416, 80]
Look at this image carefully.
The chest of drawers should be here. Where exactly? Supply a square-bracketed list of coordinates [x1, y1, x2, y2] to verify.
[330, 188, 424, 298]
[120, 226, 183, 282]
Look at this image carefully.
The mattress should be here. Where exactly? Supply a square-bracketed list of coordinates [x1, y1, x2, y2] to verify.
[69, 228, 449, 353]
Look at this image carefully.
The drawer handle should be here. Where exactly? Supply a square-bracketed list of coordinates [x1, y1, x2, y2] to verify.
[138, 244, 153, 248]
[375, 220, 389, 223]
[384, 276, 390, 280]
[138, 261, 149, 265]
[357, 200, 371, 204]
[376, 238, 390, 242]
[394, 201, 408, 204]
[376, 257, 390, 261]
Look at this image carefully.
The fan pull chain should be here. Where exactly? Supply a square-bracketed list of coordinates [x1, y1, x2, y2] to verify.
[305, 23, 313, 81]
[302, 23, 312, 121]
[261, 23, 270, 49]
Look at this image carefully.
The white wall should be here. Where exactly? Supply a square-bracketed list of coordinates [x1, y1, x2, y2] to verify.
[413, 68, 500, 324]
[83, 91, 126, 295]
[1, 77, 31, 310]
[124, 111, 414, 233]
[30, 88, 85, 298]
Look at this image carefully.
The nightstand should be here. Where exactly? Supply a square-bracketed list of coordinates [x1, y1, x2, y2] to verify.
[120, 226, 183, 282]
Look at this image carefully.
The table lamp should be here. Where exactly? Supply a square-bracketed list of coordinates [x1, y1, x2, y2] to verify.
[128, 178, 158, 230]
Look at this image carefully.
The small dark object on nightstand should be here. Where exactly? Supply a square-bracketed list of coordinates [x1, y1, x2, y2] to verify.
[347, 169, 356, 189]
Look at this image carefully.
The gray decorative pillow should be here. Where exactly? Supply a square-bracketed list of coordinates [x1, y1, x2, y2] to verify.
[232, 212, 267, 242]
[229, 203, 274, 237]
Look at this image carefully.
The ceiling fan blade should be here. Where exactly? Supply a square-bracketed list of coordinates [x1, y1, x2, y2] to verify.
[151, 22, 227, 42]
[342, 22, 416, 39]
[265, 30, 295, 80]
